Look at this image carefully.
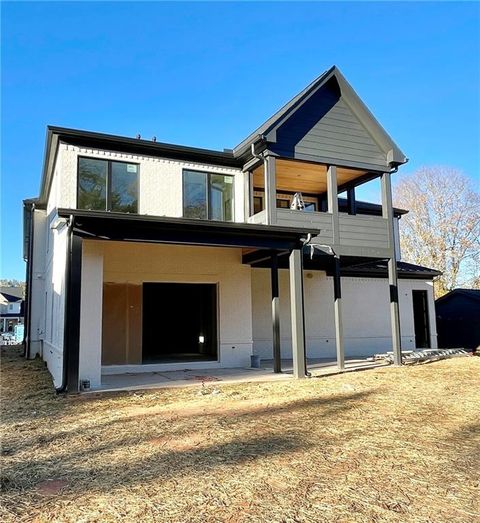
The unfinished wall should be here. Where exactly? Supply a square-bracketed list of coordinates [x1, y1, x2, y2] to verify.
[91, 241, 253, 375]
[251, 269, 438, 360]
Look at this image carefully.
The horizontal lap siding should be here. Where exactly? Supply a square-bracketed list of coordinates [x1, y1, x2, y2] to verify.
[277, 210, 333, 243]
[339, 215, 389, 249]
[276, 85, 389, 170]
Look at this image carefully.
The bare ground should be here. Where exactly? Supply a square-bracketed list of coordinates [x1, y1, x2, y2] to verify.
[1, 346, 479, 523]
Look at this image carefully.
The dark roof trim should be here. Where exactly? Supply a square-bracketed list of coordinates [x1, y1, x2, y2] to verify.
[57, 209, 319, 251]
[233, 65, 407, 166]
[338, 198, 408, 217]
[339, 260, 441, 280]
[39, 126, 241, 205]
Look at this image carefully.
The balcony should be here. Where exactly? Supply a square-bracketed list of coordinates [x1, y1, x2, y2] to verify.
[248, 208, 391, 257]
[246, 157, 395, 258]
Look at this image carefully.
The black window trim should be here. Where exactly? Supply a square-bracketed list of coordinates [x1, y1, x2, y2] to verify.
[76, 155, 140, 213]
[182, 168, 235, 222]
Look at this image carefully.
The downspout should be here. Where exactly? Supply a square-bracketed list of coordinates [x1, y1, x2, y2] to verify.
[56, 214, 74, 393]
[24, 203, 35, 359]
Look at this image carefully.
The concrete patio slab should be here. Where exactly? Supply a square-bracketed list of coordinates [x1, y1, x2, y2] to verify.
[95, 357, 389, 393]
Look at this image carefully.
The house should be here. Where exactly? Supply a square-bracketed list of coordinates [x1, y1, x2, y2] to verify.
[23, 66, 440, 392]
[436, 289, 480, 351]
[0, 288, 24, 334]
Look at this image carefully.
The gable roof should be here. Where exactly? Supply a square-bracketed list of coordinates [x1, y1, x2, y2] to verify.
[233, 65, 407, 167]
[0, 291, 23, 303]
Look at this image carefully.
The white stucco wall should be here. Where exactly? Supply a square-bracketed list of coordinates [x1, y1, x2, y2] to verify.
[251, 269, 438, 360]
[76, 241, 253, 383]
[41, 213, 68, 387]
[28, 209, 47, 358]
[78, 242, 104, 388]
[57, 143, 244, 222]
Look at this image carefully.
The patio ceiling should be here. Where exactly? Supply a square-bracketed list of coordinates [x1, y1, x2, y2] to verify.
[252, 158, 371, 194]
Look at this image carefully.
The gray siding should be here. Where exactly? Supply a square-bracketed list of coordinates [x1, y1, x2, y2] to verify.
[273, 80, 389, 170]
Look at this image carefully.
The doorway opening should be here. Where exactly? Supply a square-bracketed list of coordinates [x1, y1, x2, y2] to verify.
[142, 282, 218, 363]
[412, 290, 431, 348]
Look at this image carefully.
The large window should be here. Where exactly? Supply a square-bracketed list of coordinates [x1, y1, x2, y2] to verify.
[78, 157, 139, 213]
[183, 170, 234, 221]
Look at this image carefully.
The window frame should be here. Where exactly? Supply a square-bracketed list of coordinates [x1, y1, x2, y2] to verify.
[76, 156, 140, 213]
[182, 169, 235, 222]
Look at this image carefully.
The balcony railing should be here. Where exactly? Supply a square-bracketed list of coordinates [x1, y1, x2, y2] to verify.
[248, 209, 391, 257]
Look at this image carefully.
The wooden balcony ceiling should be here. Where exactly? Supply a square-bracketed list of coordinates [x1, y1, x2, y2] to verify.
[253, 159, 368, 194]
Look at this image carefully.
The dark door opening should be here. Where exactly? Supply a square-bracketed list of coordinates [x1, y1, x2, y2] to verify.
[142, 282, 218, 363]
[412, 290, 431, 348]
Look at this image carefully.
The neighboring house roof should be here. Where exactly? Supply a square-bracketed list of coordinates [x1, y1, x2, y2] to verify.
[436, 288, 480, 305]
[340, 260, 441, 280]
[0, 291, 23, 303]
[233, 65, 407, 166]
[0, 287, 24, 299]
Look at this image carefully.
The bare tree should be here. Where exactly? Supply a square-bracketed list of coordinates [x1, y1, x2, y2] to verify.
[393, 167, 480, 297]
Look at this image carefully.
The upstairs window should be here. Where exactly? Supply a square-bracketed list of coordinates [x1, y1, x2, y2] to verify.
[183, 170, 234, 221]
[78, 157, 139, 213]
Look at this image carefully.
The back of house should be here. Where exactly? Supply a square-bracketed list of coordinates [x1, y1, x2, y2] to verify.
[23, 66, 440, 391]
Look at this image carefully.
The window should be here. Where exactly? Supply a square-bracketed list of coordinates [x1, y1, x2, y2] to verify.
[78, 157, 139, 213]
[183, 170, 234, 221]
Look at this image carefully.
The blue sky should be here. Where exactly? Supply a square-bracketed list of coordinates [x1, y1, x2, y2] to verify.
[1, 1, 479, 280]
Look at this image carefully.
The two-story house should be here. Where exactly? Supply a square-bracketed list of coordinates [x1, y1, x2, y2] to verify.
[23, 66, 440, 392]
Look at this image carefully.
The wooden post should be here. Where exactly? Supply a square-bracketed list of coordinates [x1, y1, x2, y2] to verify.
[327, 165, 340, 245]
[264, 153, 277, 225]
[381, 171, 402, 366]
[271, 252, 281, 373]
[333, 256, 345, 370]
[289, 249, 307, 379]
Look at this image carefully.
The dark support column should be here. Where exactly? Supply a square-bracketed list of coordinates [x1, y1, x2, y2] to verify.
[271, 252, 281, 373]
[333, 256, 345, 370]
[381, 172, 402, 365]
[289, 249, 307, 379]
[65, 234, 83, 392]
[347, 188, 357, 215]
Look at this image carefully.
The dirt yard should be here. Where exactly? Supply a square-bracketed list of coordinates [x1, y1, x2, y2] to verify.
[1, 346, 479, 523]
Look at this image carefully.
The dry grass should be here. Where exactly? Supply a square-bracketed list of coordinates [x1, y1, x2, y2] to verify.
[1, 346, 479, 523]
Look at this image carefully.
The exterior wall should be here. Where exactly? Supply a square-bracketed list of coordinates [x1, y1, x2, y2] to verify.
[251, 269, 438, 360]
[28, 210, 47, 358]
[76, 241, 253, 384]
[41, 213, 68, 387]
[274, 84, 389, 171]
[78, 242, 104, 388]
[57, 143, 244, 222]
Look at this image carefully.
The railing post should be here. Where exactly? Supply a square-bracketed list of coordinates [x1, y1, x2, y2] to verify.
[381, 171, 402, 366]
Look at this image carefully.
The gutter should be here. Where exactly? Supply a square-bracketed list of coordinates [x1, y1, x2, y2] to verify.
[56, 214, 74, 393]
